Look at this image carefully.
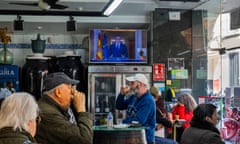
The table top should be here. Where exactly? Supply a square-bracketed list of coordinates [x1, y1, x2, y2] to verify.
[93, 125, 145, 131]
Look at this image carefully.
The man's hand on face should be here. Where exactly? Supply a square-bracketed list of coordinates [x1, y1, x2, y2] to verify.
[72, 89, 86, 112]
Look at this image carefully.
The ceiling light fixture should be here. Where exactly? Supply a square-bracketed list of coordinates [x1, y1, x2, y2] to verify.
[103, 0, 123, 16]
[38, 0, 50, 10]
[66, 16, 76, 32]
[14, 15, 24, 31]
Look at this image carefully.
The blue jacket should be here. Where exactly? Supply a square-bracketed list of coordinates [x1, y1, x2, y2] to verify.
[116, 91, 156, 143]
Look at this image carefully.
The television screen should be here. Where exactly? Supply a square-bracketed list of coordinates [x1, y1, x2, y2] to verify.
[89, 29, 148, 64]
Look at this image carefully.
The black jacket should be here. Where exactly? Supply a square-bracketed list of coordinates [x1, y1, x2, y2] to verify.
[180, 119, 225, 144]
[0, 127, 38, 144]
[156, 107, 172, 128]
[36, 95, 93, 144]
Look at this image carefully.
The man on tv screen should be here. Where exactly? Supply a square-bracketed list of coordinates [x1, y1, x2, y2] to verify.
[108, 35, 128, 59]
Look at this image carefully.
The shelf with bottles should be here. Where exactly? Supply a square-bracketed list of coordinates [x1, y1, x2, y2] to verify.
[95, 95, 116, 114]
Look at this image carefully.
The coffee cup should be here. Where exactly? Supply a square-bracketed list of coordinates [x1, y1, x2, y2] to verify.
[175, 115, 179, 120]
[121, 86, 130, 95]
[116, 118, 123, 125]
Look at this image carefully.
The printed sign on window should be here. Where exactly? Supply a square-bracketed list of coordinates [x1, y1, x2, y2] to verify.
[153, 64, 165, 81]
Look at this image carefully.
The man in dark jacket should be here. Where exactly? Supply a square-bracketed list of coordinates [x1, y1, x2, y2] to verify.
[108, 35, 128, 58]
[35, 72, 93, 144]
[180, 103, 225, 144]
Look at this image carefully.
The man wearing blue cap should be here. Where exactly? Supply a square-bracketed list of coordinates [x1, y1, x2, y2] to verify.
[35, 72, 92, 144]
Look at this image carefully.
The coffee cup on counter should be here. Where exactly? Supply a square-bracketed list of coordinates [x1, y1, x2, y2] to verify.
[116, 118, 123, 125]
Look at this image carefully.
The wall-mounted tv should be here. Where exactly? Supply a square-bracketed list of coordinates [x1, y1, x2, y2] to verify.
[89, 29, 148, 64]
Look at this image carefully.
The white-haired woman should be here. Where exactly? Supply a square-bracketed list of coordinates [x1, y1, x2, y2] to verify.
[0, 92, 40, 144]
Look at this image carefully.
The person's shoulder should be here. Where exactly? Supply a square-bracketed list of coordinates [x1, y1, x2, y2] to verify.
[145, 92, 154, 98]
[122, 43, 127, 47]
[38, 98, 59, 114]
[37, 97, 50, 108]
[201, 130, 225, 143]
[143, 93, 156, 103]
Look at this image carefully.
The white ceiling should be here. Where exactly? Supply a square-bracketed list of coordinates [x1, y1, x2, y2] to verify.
[0, 0, 239, 34]
[0, 0, 205, 15]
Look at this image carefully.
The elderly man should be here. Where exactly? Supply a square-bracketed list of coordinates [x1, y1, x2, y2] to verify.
[116, 73, 156, 144]
[35, 72, 93, 144]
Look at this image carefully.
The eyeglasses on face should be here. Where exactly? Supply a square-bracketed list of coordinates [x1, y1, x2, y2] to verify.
[36, 115, 41, 124]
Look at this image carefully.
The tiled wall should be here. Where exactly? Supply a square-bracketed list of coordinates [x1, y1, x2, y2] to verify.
[1, 34, 88, 67]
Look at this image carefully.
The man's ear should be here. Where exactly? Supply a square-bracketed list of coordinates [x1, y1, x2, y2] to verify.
[54, 88, 61, 98]
[205, 116, 212, 122]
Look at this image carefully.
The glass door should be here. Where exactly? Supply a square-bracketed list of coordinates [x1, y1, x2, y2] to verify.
[89, 73, 121, 125]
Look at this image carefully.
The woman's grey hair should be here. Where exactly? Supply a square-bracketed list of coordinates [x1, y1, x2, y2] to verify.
[0, 92, 39, 132]
[178, 93, 197, 113]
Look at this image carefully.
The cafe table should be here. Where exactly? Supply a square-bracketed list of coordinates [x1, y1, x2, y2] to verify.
[173, 119, 186, 141]
[93, 125, 147, 144]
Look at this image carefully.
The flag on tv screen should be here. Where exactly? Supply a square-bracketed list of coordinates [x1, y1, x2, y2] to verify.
[96, 32, 103, 60]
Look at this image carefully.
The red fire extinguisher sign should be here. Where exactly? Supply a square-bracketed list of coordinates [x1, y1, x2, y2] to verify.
[153, 64, 165, 81]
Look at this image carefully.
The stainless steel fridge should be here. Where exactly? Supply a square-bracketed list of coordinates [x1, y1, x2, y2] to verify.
[88, 65, 152, 125]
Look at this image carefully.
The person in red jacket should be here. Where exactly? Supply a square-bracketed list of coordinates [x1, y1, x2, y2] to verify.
[172, 93, 197, 142]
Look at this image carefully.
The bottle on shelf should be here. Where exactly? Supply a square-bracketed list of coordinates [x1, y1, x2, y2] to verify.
[95, 96, 100, 113]
[104, 96, 110, 113]
[100, 97, 104, 113]
[107, 112, 113, 128]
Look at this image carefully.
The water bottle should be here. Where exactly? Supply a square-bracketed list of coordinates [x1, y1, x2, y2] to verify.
[107, 112, 113, 128]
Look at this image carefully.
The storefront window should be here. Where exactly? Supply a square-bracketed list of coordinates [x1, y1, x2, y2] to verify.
[194, 0, 240, 143]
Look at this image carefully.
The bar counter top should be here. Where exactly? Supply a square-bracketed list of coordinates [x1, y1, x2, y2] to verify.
[93, 125, 147, 144]
[93, 124, 145, 131]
